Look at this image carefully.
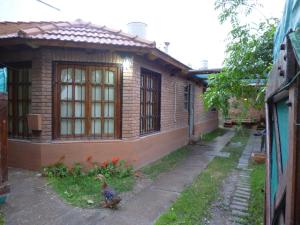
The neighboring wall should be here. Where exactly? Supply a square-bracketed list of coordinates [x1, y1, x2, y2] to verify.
[194, 85, 219, 135]
[0, 47, 218, 170]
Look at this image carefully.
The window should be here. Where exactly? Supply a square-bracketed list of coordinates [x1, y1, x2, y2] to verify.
[140, 68, 161, 135]
[7, 64, 32, 138]
[53, 64, 121, 139]
[184, 85, 189, 110]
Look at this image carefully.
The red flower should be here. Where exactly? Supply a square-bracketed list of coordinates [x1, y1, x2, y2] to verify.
[101, 160, 109, 168]
[111, 157, 120, 165]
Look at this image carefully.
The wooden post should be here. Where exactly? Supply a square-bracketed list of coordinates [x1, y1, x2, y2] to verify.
[0, 93, 9, 195]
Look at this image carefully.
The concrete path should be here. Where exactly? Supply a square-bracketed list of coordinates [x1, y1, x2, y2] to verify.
[229, 132, 262, 225]
[206, 130, 262, 225]
[1, 131, 234, 225]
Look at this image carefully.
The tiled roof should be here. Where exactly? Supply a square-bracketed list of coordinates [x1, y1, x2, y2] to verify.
[0, 20, 156, 48]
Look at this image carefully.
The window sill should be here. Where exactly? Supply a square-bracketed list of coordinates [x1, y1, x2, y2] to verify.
[139, 130, 161, 137]
[51, 138, 122, 144]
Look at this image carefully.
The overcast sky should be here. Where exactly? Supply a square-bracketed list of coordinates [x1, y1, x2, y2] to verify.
[0, 0, 285, 69]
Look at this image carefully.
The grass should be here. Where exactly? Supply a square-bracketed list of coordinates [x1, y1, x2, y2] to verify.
[201, 128, 227, 142]
[141, 147, 189, 179]
[246, 162, 266, 225]
[141, 128, 228, 180]
[154, 130, 250, 225]
[48, 175, 135, 208]
[0, 213, 4, 225]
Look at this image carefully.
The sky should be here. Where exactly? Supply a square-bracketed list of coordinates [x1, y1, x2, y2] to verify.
[0, 0, 286, 69]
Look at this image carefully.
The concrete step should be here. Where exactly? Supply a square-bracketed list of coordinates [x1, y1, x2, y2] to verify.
[230, 203, 248, 212]
[232, 209, 249, 218]
[233, 196, 249, 203]
[234, 193, 250, 200]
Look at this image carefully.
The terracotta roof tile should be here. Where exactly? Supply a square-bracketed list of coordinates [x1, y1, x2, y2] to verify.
[0, 20, 156, 48]
[0, 20, 191, 70]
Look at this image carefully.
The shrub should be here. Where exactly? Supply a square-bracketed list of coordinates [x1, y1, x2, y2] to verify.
[70, 162, 84, 177]
[43, 157, 134, 180]
[42, 163, 68, 178]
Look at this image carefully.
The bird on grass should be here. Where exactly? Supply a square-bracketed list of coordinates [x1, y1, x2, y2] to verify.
[96, 174, 122, 209]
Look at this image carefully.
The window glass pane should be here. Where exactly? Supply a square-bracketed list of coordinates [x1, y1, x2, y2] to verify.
[61, 119, 72, 135]
[61, 102, 72, 117]
[28, 70, 32, 82]
[61, 68, 73, 83]
[92, 86, 101, 100]
[75, 119, 85, 134]
[104, 103, 114, 117]
[75, 69, 85, 82]
[8, 120, 12, 133]
[141, 75, 144, 87]
[18, 102, 23, 116]
[28, 103, 32, 114]
[104, 119, 114, 134]
[61, 85, 72, 100]
[75, 102, 85, 117]
[75, 85, 85, 100]
[104, 87, 114, 101]
[91, 70, 102, 84]
[91, 119, 101, 134]
[8, 103, 12, 116]
[91, 103, 101, 117]
[18, 120, 23, 133]
[18, 70, 23, 82]
[18, 86, 22, 99]
[104, 71, 114, 84]
[28, 86, 32, 99]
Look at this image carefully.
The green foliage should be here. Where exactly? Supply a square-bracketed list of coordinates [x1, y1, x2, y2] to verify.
[70, 162, 84, 177]
[201, 128, 227, 141]
[246, 163, 266, 225]
[42, 163, 68, 178]
[0, 212, 4, 225]
[44, 159, 135, 208]
[204, 0, 278, 117]
[141, 147, 189, 179]
[155, 130, 250, 225]
[215, 0, 262, 24]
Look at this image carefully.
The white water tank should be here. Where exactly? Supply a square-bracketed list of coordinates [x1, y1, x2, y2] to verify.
[127, 22, 147, 39]
[199, 60, 208, 69]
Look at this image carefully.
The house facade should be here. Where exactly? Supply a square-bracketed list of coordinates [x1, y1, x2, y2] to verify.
[0, 21, 218, 170]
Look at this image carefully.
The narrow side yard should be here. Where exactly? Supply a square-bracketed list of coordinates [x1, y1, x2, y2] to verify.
[154, 130, 249, 225]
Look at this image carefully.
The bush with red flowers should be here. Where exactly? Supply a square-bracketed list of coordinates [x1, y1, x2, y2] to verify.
[87, 157, 133, 179]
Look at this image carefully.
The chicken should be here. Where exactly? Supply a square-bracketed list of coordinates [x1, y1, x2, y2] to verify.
[96, 174, 122, 209]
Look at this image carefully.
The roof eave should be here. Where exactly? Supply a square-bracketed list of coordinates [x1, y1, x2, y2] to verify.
[0, 37, 190, 72]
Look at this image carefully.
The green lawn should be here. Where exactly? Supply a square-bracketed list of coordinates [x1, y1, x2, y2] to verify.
[0, 213, 4, 225]
[201, 128, 227, 142]
[246, 163, 266, 225]
[48, 175, 135, 208]
[154, 130, 250, 225]
[141, 147, 189, 179]
[141, 128, 228, 180]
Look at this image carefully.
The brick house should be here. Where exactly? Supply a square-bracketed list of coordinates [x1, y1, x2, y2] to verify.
[0, 21, 218, 170]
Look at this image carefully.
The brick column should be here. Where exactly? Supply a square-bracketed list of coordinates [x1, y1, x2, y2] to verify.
[122, 56, 140, 139]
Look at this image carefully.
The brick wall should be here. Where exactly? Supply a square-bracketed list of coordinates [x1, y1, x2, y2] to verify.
[0, 47, 218, 142]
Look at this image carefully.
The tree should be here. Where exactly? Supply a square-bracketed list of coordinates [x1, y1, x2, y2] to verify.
[203, 0, 278, 117]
